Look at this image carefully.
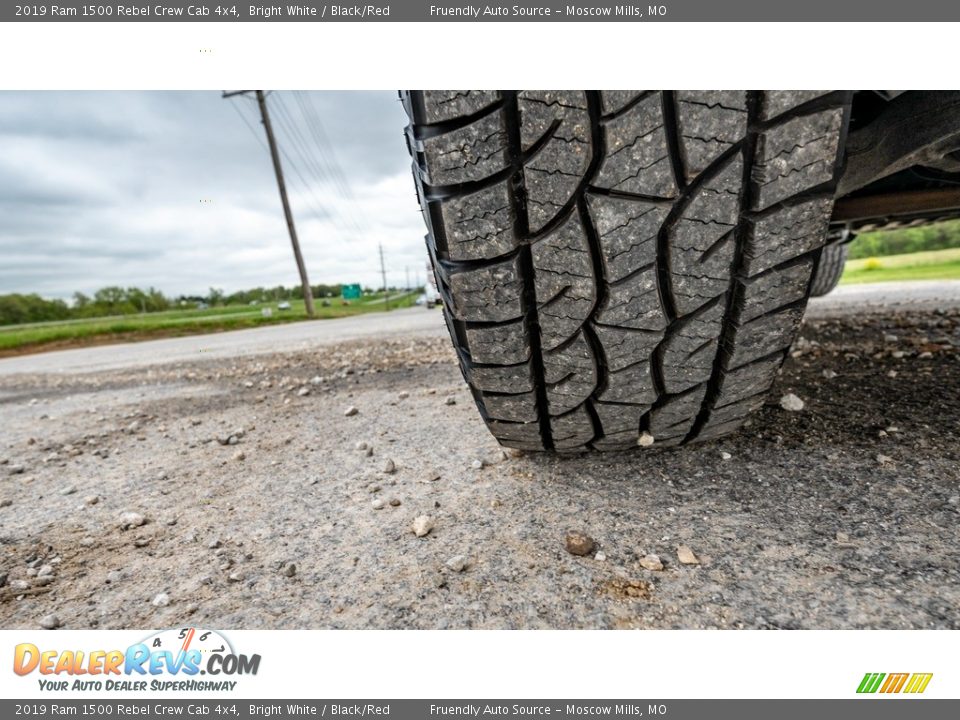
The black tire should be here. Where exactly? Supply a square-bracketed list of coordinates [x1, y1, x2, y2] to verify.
[403, 90, 852, 452]
[810, 242, 848, 296]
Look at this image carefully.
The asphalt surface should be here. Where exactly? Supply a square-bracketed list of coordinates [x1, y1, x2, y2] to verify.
[0, 281, 958, 630]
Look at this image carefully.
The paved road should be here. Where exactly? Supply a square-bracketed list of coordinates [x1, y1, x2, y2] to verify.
[0, 306, 447, 376]
[3, 281, 960, 377]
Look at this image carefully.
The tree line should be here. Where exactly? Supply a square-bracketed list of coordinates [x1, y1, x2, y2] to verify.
[849, 219, 960, 258]
[0, 283, 397, 326]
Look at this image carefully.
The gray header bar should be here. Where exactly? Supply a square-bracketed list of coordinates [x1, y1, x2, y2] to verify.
[2, 700, 957, 719]
[5, 1, 960, 22]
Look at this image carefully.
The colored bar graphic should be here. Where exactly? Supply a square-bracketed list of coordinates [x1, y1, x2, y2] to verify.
[857, 672, 933, 694]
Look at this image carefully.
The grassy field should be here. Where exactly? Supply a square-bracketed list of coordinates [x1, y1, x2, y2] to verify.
[0, 292, 419, 355]
[841, 247, 960, 285]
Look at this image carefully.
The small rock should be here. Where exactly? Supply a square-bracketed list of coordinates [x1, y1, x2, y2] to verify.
[822, 369, 837, 379]
[8, 465, 25, 475]
[233, 451, 246, 461]
[422, 469, 441, 483]
[445, 555, 469, 572]
[119, 512, 146, 530]
[883, 333, 899, 344]
[133, 538, 150, 548]
[0, 499, 12, 508]
[720, 451, 732, 461]
[296, 387, 311, 397]
[779, 393, 805, 412]
[398, 391, 410, 400]
[677, 545, 700, 565]
[470, 459, 485, 470]
[565, 530, 595, 557]
[281, 563, 297, 577]
[412, 515, 435, 537]
[227, 572, 243, 583]
[367, 483, 382, 494]
[836, 531, 850, 543]
[344, 406, 359, 417]
[39, 614, 61, 630]
[152, 592, 171, 607]
[389, 498, 401, 507]
[310, 376, 323, 385]
[37, 565, 54, 578]
[891, 350, 906, 359]
[948, 495, 959, 506]
[355, 441, 369, 451]
[372, 498, 386, 510]
[637, 432, 655, 448]
[594, 551, 607, 562]
[876, 454, 895, 465]
[639, 554, 664, 571]
[60, 485, 77, 496]
[444, 396, 456, 406]
[383, 458, 396, 474]
[227, 435, 239, 445]
[919, 351, 933, 359]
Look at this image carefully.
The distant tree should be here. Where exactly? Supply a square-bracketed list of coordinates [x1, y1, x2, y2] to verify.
[207, 287, 225, 306]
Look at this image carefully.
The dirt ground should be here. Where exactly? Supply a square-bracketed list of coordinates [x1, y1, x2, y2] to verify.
[0, 308, 958, 630]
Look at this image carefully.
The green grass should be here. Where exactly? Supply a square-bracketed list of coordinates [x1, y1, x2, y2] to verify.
[0, 292, 419, 354]
[841, 247, 960, 285]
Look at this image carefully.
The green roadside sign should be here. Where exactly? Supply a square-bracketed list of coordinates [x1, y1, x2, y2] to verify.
[342, 284, 362, 300]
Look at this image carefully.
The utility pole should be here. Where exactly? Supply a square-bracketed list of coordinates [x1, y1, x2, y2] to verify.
[379, 243, 390, 311]
[405, 265, 410, 292]
[224, 90, 315, 317]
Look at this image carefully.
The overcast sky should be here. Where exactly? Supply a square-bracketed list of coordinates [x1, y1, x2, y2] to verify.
[0, 91, 429, 300]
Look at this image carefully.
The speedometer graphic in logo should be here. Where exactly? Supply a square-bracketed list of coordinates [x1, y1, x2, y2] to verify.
[141, 627, 233, 658]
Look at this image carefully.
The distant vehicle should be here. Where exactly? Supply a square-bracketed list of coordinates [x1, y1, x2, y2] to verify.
[421, 285, 441, 309]
[277, 301, 291, 310]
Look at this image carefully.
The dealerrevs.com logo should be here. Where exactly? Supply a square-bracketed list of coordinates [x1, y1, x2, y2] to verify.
[13, 627, 260, 692]
[857, 673, 933, 694]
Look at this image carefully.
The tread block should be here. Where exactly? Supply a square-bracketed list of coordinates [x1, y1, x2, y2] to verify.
[595, 93, 676, 197]
[544, 332, 598, 415]
[469, 364, 534, 394]
[440, 180, 517, 261]
[421, 90, 501, 124]
[760, 91, 830, 121]
[520, 91, 591, 232]
[447, 254, 524, 322]
[739, 258, 814, 323]
[742, 198, 832, 276]
[421, 111, 509, 186]
[487, 420, 544, 450]
[481, 391, 539, 423]
[648, 384, 707, 443]
[551, 405, 595, 450]
[752, 108, 844, 210]
[712, 354, 783, 409]
[532, 213, 596, 350]
[676, 91, 748, 181]
[587, 194, 666, 282]
[668, 156, 742, 314]
[465, 319, 530, 365]
[660, 299, 725, 393]
[727, 305, 805, 368]
[595, 264, 664, 330]
[600, 91, 646, 116]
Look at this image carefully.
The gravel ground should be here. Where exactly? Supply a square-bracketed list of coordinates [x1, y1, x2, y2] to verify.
[0, 308, 958, 630]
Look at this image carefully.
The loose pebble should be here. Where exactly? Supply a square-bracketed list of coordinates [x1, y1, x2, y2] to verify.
[639, 554, 664, 571]
[637, 432, 655, 447]
[445, 555, 469, 572]
[39, 614, 61, 630]
[780, 393, 805, 412]
[412, 515, 434, 537]
[152, 592, 171, 607]
[372, 498, 386, 510]
[383, 458, 396, 474]
[444, 396, 456, 406]
[119, 512, 146, 530]
[565, 530, 595, 557]
[677, 545, 700, 565]
[344, 406, 359, 417]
